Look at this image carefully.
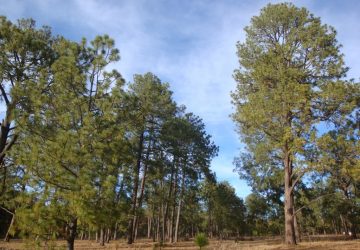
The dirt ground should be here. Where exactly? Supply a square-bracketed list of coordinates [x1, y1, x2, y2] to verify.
[0, 236, 359, 250]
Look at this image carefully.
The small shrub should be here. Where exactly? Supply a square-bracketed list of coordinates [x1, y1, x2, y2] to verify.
[194, 233, 209, 249]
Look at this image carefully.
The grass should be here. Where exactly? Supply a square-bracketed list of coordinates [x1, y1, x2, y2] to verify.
[0, 235, 359, 249]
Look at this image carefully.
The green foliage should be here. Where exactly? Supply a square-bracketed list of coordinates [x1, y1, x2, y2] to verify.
[0, 14, 221, 246]
[232, 2, 353, 179]
[203, 181, 246, 237]
[231, 2, 358, 243]
[194, 233, 209, 249]
[1, 2, 358, 245]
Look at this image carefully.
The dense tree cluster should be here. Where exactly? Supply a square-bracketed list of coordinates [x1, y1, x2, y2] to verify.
[232, 3, 359, 245]
[0, 17, 248, 250]
[0, 2, 359, 249]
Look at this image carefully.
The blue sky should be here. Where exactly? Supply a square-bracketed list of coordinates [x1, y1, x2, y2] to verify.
[1, 0, 359, 199]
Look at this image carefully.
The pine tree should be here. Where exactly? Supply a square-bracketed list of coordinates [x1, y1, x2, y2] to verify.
[231, 3, 354, 245]
[125, 73, 176, 244]
[14, 35, 124, 250]
[0, 16, 56, 241]
[316, 116, 360, 238]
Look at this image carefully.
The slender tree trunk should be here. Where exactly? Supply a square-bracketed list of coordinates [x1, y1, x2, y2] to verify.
[169, 208, 174, 242]
[0, 108, 17, 165]
[332, 220, 338, 234]
[350, 223, 357, 239]
[174, 195, 182, 243]
[1, 163, 7, 197]
[167, 219, 170, 240]
[127, 132, 144, 244]
[148, 217, 152, 239]
[152, 208, 156, 242]
[113, 222, 118, 240]
[156, 212, 160, 242]
[294, 211, 301, 242]
[80, 231, 84, 240]
[174, 170, 185, 243]
[343, 190, 357, 239]
[106, 228, 111, 243]
[340, 214, 348, 234]
[133, 140, 152, 240]
[208, 202, 213, 239]
[4, 212, 14, 242]
[66, 218, 77, 250]
[284, 151, 296, 245]
[163, 160, 176, 242]
[169, 167, 178, 243]
[161, 202, 165, 242]
[0, 110, 17, 197]
[134, 221, 138, 241]
[99, 227, 105, 246]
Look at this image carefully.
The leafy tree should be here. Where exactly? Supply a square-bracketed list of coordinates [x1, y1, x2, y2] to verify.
[231, 3, 355, 244]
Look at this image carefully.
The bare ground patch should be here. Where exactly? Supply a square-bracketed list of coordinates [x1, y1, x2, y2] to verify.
[0, 236, 359, 250]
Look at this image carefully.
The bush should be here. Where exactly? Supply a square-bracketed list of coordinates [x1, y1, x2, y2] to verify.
[194, 233, 209, 249]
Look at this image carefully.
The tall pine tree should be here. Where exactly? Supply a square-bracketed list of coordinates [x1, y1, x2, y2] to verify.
[231, 3, 354, 245]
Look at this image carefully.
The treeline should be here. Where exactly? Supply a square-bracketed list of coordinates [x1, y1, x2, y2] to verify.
[232, 3, 360, 245]
[0, 17, 248, 250]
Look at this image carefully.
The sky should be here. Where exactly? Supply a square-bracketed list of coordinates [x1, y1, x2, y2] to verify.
[1, 0, 359, 199]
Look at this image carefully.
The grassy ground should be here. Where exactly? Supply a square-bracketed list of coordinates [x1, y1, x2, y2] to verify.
[0, 235, 359, 249]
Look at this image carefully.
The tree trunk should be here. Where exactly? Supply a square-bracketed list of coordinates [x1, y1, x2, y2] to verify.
[284, 152, 296, 245]
[66, 218, 77, 250]
[174, 170, 185, 243]
[148, 217, 152, 239]
[127, 132, 144, 244]
[152, 208, 156, 242]
[343, 190, 357, 239]
[4, 212, 14, 242]
[99, 227, 105, 246]
[156, 212, 160, 242]
[169, 167, 178, 243]
[0, 108, 16, 165]
[1, 163, 7, 197]
[113, 222, 118, 240]
[332, 220, 338, 234]
[163, 160, 176, 242]
[294, 212, 301, 242]
[340, 214, 348, 234]
[350, 223, 357, 239]
[134, 221, 138, 241]
[0, 109, 17, 197]
[161, 202, 165, 242]
[169, 207, 174, 242]
[80, 231, 84, 240]
[133, 140, 152, 241]
[106, 228, 111, 243]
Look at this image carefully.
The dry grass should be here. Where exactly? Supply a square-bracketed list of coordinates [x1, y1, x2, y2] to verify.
[0, 236, 359, 250]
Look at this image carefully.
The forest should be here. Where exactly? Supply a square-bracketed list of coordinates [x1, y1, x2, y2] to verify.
[0, 2, 359, 250]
